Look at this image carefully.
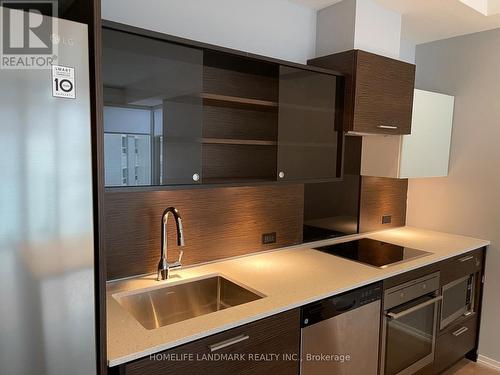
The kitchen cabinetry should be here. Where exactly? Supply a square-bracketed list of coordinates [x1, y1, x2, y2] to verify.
[433, 248, 485, 374]
[308, 49, 415, 135]
[200, 50, 280, 185]
[112, 309, 300, 375]
[102, 27, 204, 186]
[102, 22, 343, 188]
[361, 89, 455, 179]
[382, 247, 486, 375]
[277, 66, 343, 182]
[434, 315, 478, 374]
[110, 247, 486, 375]
[439, 248, 483, 287]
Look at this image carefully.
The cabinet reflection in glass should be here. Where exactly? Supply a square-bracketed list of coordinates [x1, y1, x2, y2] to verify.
[104, 106, 161, 186]
[102, 27, 203, 187]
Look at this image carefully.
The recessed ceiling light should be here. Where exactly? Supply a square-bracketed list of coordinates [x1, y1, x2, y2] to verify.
[459, 0, 500, 16]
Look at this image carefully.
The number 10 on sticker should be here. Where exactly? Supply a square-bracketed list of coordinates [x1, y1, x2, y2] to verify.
[52, 65, 76, 99]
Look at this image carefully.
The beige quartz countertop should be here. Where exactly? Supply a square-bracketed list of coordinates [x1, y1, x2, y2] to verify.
[107, 226, 489, 367]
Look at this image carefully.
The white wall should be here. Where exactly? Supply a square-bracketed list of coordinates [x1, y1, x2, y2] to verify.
[316, 0, 356, 56]
[316, 0, 401, 58]
[407, 28, 500, 364]
[353, 0, 401, 58]
[101, 0, 317, 64]
[399, 39, 416, 63]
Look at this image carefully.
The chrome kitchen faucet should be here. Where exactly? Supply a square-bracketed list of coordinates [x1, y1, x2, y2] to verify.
[157, 207, 185, 281]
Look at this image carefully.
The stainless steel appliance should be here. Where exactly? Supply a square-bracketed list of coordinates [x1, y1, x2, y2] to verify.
[315, 238, 432, 268]
[381, 272, 441, 375]
[301, 283, 382, 375]
[0, 12, 96, 375]
[440, 274, 475, 329]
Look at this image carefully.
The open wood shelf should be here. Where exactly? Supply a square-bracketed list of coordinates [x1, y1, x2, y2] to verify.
[201, 93, 278, 110]
[202, 138, 277, 146]
[280, 102, 336, 113]
[160, 137, 277, 146]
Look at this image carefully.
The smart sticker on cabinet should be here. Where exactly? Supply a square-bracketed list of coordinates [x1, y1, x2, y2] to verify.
[52, 65, 76, 99]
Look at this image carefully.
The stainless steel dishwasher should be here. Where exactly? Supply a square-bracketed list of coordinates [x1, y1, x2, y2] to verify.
[301, 283, 382, 375]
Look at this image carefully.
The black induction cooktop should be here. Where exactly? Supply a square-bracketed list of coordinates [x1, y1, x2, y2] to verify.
[314, 238, 431, 268]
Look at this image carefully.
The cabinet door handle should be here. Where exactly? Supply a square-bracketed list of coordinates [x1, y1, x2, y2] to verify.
[459, 255, 474, 263]
[377, 125, 398, 130]
[208, 334, 249, 352]
[452, 327, 469, 337]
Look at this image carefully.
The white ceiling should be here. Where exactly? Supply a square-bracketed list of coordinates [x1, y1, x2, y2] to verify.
[289, 0, 500, 44]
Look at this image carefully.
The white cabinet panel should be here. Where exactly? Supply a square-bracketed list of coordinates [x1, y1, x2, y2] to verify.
[400, 90, 454, 178]
[361, 89, 454, 179]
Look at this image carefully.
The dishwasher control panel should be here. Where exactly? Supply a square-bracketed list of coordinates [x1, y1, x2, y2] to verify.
[360, 285, 382, 305]
[301, 282, 382, 327]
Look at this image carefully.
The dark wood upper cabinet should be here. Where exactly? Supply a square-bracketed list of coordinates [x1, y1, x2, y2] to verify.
[309, 50, 416, 135]
[277, 66, 343, 182]
[102, 22, 344, 188]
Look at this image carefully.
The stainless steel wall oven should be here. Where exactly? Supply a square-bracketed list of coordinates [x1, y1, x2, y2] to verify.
[381, 272, 441, 375]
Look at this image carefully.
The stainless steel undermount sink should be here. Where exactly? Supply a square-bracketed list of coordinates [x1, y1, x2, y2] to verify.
[113, 275, 264, 330]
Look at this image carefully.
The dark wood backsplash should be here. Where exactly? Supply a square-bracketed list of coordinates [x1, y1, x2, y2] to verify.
[359, 176, 408, 232]
[105, 184, 304, 280]
[105, 174, 408, 280]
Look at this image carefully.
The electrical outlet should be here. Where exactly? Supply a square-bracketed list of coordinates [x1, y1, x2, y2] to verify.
[262, 232, 277, 244]
[382, 215, 392, 224]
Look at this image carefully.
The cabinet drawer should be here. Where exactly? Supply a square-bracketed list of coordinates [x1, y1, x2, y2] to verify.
[440, 248, 484, 286]
[434, 316, 478, 374]
[121, 309, 300, 375]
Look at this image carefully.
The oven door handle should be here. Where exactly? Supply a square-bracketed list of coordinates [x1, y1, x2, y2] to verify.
[387, 296, 443, 320]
